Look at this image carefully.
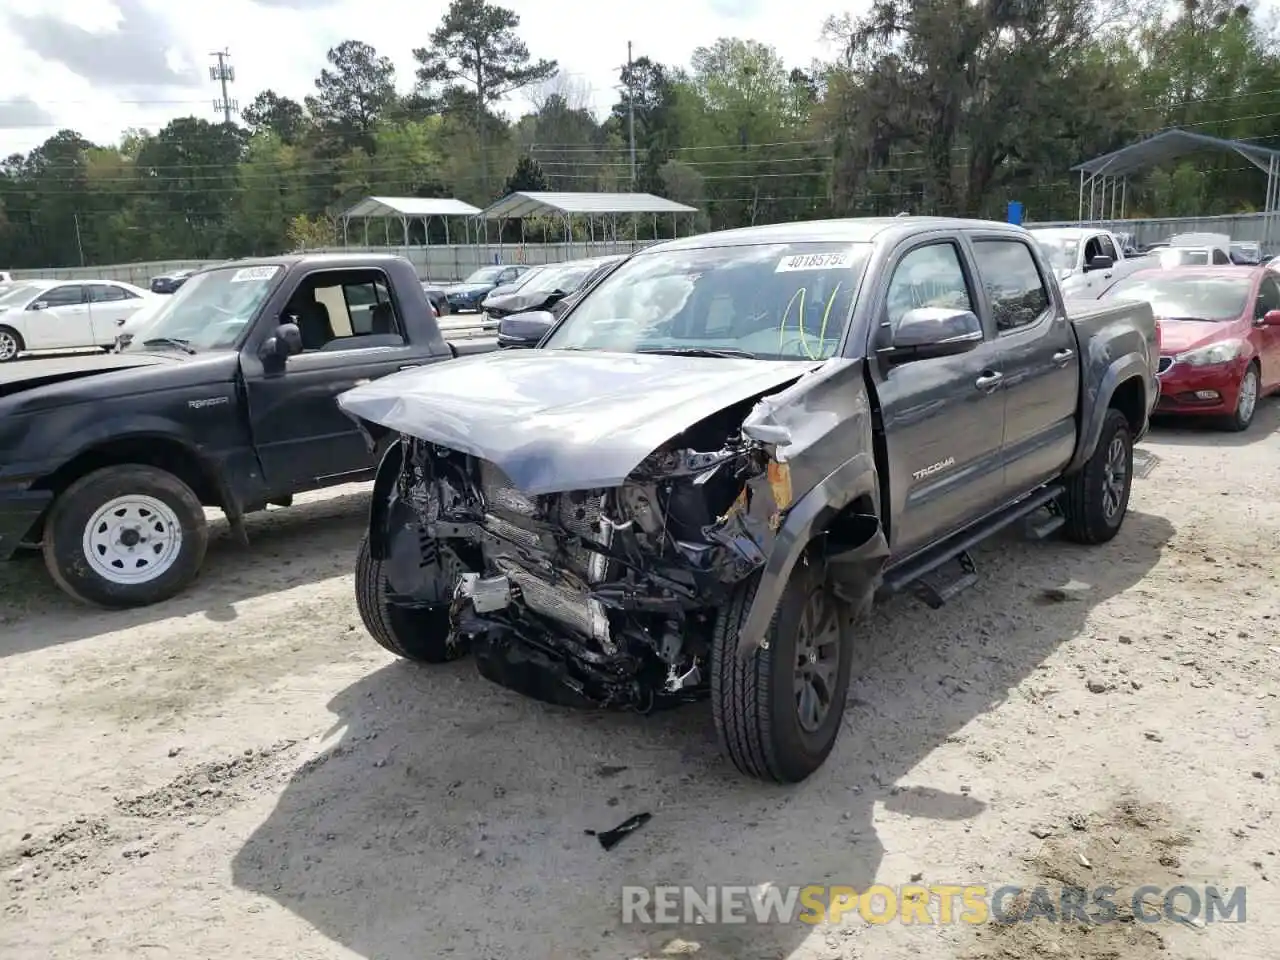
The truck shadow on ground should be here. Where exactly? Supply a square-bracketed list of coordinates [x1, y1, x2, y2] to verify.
[0, 489, 370, 658]
[231, 510, 1173, 960]
[1147, 394, 1280, 447]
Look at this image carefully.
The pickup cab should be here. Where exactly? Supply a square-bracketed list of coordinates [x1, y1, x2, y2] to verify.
[339, 217, 1158, 784]
[1029, 226, 1150, 298]
[0, 253, 496, 608]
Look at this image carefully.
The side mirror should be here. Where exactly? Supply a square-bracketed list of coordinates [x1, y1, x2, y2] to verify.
[1085, 255, 1114, 271]
[1262, 309, 1280, 327]
[542, 289, 568, 308]
[259, 321, 303, 362]
[497, 310, 555, 349]
[29, 301, 47, 311]
[886, 308, 983, 363]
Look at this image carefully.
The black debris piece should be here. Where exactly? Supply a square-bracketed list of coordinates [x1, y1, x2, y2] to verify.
[586, 812, 652, 851]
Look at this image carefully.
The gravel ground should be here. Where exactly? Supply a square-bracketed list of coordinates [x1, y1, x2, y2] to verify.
[2, 405, 1278, 960]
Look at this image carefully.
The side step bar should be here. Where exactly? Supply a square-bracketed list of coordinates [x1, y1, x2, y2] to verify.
[879, 484, 1065, 606]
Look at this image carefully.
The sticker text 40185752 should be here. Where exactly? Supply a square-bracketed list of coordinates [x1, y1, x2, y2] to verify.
[775, 250, 854, 273]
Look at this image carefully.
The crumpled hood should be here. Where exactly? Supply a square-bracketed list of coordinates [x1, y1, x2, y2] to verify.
[1158, 318, 1243, 354]
[482, 288, 552, 316]
[337, 349, 822, 495]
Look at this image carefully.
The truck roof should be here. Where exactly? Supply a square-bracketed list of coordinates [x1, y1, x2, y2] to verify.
[646, 216, 1031, 252]
[194, 252, 411, 274]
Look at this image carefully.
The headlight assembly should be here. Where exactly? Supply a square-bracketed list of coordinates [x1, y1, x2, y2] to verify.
[1175, 340, 1245, 366]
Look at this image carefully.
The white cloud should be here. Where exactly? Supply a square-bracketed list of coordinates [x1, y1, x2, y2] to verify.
[0, 0, 847, 154]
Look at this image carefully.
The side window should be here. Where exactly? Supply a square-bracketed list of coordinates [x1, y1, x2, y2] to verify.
[1097, 234, 1118, 261]
[498, 268, 518, 284]
[293, 271, 403, 352]
[1083, 237, 1101, 263]
[1257, 277, 1280, 317]
[883, 242, 974, 334]
[1212, 249, 1230, 265]
[34, 285, 85, 308]
[971, 240, 1051, 333]
[88, 283, 127, 302]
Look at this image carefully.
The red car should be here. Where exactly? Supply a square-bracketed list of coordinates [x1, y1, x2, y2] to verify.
[1101, 265, 1280, 430]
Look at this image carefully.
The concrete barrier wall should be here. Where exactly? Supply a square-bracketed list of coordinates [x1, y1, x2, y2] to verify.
[9, 241, 661, 285]
[1027, 211, 1279, 247]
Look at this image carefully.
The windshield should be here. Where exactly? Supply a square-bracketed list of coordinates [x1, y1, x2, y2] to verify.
[464, 266, 504, 284]
[122, 264, 282, 351]
[541, 242, 869, 360]
[1104, 275, 1250, 321]
[1034, 237, 1079, 272]
[529, 262, 597, 295]
[0, 283, 46, 306]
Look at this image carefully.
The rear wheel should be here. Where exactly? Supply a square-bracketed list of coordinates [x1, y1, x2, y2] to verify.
[42, 465, 208, 607]
[711, 559, 852, 783]
[1061, 408, 1133, 545]
[0, 326, 23, 362]
[1225, 361, 1259, 432]
[354, 533, 463, 663]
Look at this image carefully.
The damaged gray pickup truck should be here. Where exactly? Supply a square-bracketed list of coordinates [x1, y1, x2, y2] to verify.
[337, 217, 1159, 784]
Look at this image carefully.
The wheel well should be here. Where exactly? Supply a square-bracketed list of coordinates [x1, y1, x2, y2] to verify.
[817, 495, 880, 552]
[34, 437, 225, 508]
[1108, 376, 1146, 435]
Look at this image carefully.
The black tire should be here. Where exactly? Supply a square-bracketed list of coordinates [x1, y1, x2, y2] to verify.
[354, 533, 462, 663]
[1061, 407, 1133, 545]
[711, 559, 853, 783]
[0, 325, 23, 362]
[42, 465, 208, 608]
[1224, 361, 1260, 432]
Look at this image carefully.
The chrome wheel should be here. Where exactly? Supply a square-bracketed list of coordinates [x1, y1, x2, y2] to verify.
[1101, 435, 1128, 521]
[1237, 367, 1258, 424]
[82, 494, 184, 585]
[793, 588, 842, 733]
[0, 331, 18, 361]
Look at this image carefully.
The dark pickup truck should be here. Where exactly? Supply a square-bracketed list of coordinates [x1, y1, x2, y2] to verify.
[339, 217, 1159, 784]
[0, 253, 495, 608]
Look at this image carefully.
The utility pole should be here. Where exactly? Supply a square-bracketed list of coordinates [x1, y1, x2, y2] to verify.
[626, 41, 637, 189]
[208, 49, 237, 124]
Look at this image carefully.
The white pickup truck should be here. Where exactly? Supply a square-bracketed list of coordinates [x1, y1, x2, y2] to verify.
[1029, 227, 1150, 298]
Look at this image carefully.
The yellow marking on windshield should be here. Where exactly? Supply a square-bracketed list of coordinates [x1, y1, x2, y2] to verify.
[778, 282, 843, 359]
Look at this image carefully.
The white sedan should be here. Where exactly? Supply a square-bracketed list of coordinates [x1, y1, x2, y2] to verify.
[0, 279, 153, 362]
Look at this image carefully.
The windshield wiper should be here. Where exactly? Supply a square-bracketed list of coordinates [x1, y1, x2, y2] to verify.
[141, 337, 197, 355]
[636, 346, 759, 359]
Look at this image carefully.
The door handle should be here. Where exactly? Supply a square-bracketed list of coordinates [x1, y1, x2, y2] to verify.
[1052, 348, 1075, 366]
[975, 371, 1003, 391]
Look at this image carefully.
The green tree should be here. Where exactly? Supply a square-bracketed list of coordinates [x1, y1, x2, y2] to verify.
[504, 154, 549, 193]
[306, 40, 398, 153]
[413, 0, 558, 193]
[242, 90, 307, 144]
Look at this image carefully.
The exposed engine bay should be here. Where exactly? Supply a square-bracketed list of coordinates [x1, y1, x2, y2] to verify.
[386, 401, 779, 711]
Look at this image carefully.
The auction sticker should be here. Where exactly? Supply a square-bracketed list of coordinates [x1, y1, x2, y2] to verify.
[230, 265, 281, 283]
[776, 250, 854, 272]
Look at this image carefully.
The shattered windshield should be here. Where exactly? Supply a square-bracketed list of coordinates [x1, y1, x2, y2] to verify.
[122, 264, 282, 352]
[541, 242, 870, 361]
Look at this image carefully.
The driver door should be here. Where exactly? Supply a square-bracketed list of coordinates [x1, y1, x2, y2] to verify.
[24, 284, 91, 350]
[1254, 274, 1280, 390]
[867, 237, 1009, 558]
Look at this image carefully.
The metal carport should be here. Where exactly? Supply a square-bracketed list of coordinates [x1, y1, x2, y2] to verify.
[340, 196, 483, 247]
[478, 191, 699, 244]
[1073, 128, 1280, 239]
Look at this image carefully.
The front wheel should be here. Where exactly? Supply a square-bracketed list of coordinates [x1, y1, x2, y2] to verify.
[711, 560, 853, 783]
[1225, 361, 1259, 432]
[42, 465, 209, 607]
[1061, 408, 1133, 545]
[354, 533, 463, 663]
[0, 326, 23, 362]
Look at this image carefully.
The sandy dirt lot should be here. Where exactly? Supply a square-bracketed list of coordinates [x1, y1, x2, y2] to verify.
[2, 407, 1278, 960]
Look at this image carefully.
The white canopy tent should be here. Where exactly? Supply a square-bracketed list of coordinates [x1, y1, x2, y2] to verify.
[478, 191, 699, 243]
[340, 196, 483, 246]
